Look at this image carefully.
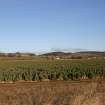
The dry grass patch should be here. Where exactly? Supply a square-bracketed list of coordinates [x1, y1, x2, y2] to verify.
[0, 80, 104, 105]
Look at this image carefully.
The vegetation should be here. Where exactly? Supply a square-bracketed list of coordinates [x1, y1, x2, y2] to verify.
[0, 58, 105, 81]
[0, 56, 104, 105]
[0, 80, 104, 105]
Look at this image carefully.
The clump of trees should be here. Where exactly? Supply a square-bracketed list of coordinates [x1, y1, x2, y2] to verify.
[0, 52, 36, 57]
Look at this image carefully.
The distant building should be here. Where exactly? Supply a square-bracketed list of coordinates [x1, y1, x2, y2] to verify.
[56, 57, 60, 60]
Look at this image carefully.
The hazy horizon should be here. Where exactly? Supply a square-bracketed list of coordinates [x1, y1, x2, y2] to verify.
[0, 48, 105, 54]
[0, 0, 105, 52]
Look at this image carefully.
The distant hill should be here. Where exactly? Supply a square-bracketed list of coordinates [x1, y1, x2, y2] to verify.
[41, 51, 105, 56]
[76, 51, 105, 56]
[40, 51, 105, 59]
[0, 51, 105, 59]
[40, 52, 72, 56]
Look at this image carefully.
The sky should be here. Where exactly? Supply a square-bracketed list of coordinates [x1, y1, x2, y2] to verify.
[0, 0, 105, 52]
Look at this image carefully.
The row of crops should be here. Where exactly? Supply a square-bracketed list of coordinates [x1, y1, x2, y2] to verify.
[0, 59, 105, 81]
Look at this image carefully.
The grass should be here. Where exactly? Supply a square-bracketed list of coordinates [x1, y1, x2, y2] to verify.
[0, 58, 105, 81]
[0, 80, 104, 105]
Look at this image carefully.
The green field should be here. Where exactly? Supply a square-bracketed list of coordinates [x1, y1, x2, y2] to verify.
[0, 58, 105, 81]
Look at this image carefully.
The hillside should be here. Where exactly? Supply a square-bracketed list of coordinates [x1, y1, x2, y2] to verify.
[40, 51, 105, 59]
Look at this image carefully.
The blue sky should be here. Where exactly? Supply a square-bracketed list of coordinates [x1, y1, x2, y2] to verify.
[0, 0, 105, 52]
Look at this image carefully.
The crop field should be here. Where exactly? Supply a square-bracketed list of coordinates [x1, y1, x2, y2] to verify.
[0, 58, 105, 105]
[0, 58, 105, 81]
